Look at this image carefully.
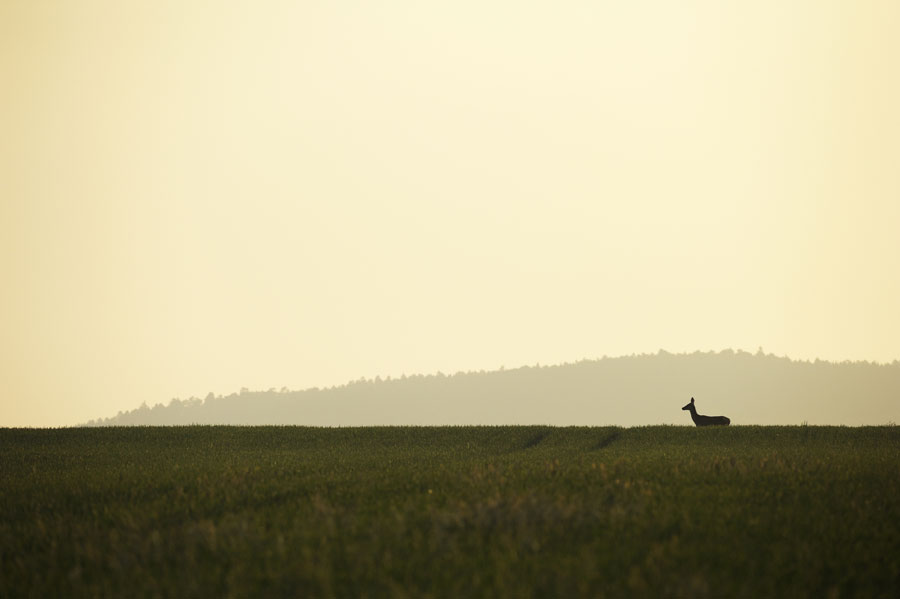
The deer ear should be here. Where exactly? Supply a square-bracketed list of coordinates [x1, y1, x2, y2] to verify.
[691, 398, 695, 403]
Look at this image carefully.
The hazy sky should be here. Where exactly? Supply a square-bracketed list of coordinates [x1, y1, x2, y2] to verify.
[2, 1, 899, 427]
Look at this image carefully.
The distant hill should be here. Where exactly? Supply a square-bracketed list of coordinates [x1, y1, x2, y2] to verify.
[84, 350, 900, 427]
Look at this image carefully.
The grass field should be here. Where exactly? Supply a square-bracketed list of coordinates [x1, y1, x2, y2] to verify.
[2, 426, 899, 597]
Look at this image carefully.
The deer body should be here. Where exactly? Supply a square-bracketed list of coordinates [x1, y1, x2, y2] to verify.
[682, 397, 730, 426]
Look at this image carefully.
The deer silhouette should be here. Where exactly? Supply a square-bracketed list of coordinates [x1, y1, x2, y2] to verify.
[682, 397, 730, 426]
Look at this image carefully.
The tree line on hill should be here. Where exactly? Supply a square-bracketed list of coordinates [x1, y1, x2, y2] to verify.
[83, 350, 900, 427]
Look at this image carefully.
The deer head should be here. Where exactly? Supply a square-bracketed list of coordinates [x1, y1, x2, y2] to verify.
[682, 397, 695, 411]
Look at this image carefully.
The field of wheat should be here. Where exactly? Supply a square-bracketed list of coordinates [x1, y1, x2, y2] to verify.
[2, 426, 898, 597]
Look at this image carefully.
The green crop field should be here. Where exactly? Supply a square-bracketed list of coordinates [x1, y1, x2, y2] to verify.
[2, 426, 898, 598]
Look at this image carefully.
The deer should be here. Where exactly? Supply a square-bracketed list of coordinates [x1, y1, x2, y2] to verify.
[682, 397, 730, 426]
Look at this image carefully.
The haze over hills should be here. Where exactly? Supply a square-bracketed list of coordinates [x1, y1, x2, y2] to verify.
[5, 3, 900, 429]
[84, 350, 900, 427]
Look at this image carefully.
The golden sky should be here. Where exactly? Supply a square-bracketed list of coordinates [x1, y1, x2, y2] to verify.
[2, 1, 899, 426]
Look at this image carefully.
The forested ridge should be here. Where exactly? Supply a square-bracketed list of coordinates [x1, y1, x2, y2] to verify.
[85, 350, 900, 426]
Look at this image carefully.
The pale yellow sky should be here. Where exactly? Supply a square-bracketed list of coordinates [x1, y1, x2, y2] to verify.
[2, 1, 899, 426]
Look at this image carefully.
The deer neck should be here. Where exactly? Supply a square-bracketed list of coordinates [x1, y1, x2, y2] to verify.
[688, 405, 702, 425]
